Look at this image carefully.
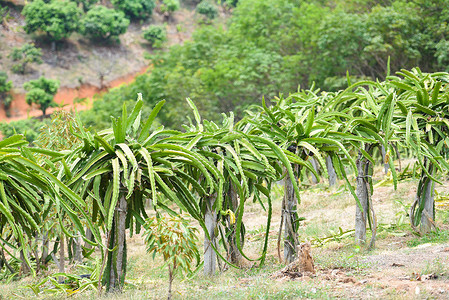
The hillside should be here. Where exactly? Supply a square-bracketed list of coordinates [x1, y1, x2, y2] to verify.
[3, 0, 449, 133]
[0, 0, 227, 120]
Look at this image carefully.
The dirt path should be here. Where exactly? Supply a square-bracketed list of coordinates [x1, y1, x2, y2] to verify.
[297, 243, 449, 299]
[1, 66, 148, 122]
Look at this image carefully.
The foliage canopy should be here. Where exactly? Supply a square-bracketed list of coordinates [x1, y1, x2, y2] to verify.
[111, 0, 156, 19]
[23, 77, 60, 116]
[8, 43, 43, 74]
[160, 0, 180, 14]
[93, 0, 449, 130]
[71, 0, 99, 12]
[197, 1, 218, 19]
[80, 6, 130, 40]
[22, 0, 82, 41]
[142, 25, 167, 48]
[0, 72, 12, 110]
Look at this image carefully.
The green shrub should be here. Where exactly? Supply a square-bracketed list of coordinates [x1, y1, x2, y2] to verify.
[70, 0, 98, 12]
[23, 77, 60, 116]
[8, 43, 43, 74]
[160, 0, 180, 14]
[22, 0, 82, 41]
[196, 1, 218, 19]
[0, 118, 49, 144]
[0, 72, 13, 114]
[143, 215, 199, 300]
[34, 110, 82, 151]
[142, 25, 167, 48]
[225, 0, 238, 7]
[0, 6, 9, 24]
[112, 0, 156, 19]
[80, 6, 130, 40]
[81, 0, 449, 131]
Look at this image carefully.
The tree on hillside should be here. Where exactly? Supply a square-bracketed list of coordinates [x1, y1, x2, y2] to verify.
[159, 0, 180, 19]
[142, 25, 167, 48]
[0, 6, 9, 27]
[80, 6, 130, 40]
[22, 0, 82, 42]
[225, 0, 238, 7]
[111, 0, 156, 19]
[43, 0, 449, 133]
[71, 0, 98, 12]
[23, 77, 59, 116]
[196, 1, 218, 20]
[0, 71, 13, 113]
[8, 43, 43, 74]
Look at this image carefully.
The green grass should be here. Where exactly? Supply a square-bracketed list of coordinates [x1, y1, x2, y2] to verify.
[421, 258, 449, 278]
[314, 248, 372, 273]
[407, 229, 449, 247]
[3, 179, 449, 299]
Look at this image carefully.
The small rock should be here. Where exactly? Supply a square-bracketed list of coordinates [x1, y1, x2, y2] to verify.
[415, 286, 420, 295]
[359, 279, 368, 284]
[310, 287, 317, 294]
[438, 288, 445, 294]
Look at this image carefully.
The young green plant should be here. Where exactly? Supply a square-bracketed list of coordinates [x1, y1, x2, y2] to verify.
[143, 214, 199, 300]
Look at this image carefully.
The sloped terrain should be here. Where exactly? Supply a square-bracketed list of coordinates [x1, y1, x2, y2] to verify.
[0, 1, 199, 90]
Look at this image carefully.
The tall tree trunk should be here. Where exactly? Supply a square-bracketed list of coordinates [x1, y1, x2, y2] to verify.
[59, 234, 65, 282]
[411, 160, 436, 234]
[19, 243, 30, 275]
[84, 228, 93, 250]
[0, 248, 14, 274]
[326, 155, 337, 187]
[73, 235, 82, 263]
[310, 158, 319, 184]
[67, 237, 73, 262]
[204, 193, 217, 276]
[381, 145, 389, 174]
[103, 196, 128, 292]
[355, 152, 369, 245]
[59, 236, 65, 273]
[283, 165, 299, 264]
[34, 233, 40, 274]
[228, 184, 242, 265]
[168, 265, 173, 300]
[106, 225, 116, 291]
[116, 197, 127, 288]
[41, 232, 49, 265]
[420, 165, 435, 234]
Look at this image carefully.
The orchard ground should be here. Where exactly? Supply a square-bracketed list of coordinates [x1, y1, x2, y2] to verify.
[1, 162, 449, 299]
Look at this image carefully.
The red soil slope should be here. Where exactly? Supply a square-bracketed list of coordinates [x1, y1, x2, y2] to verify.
[1, 66, 148, 122]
